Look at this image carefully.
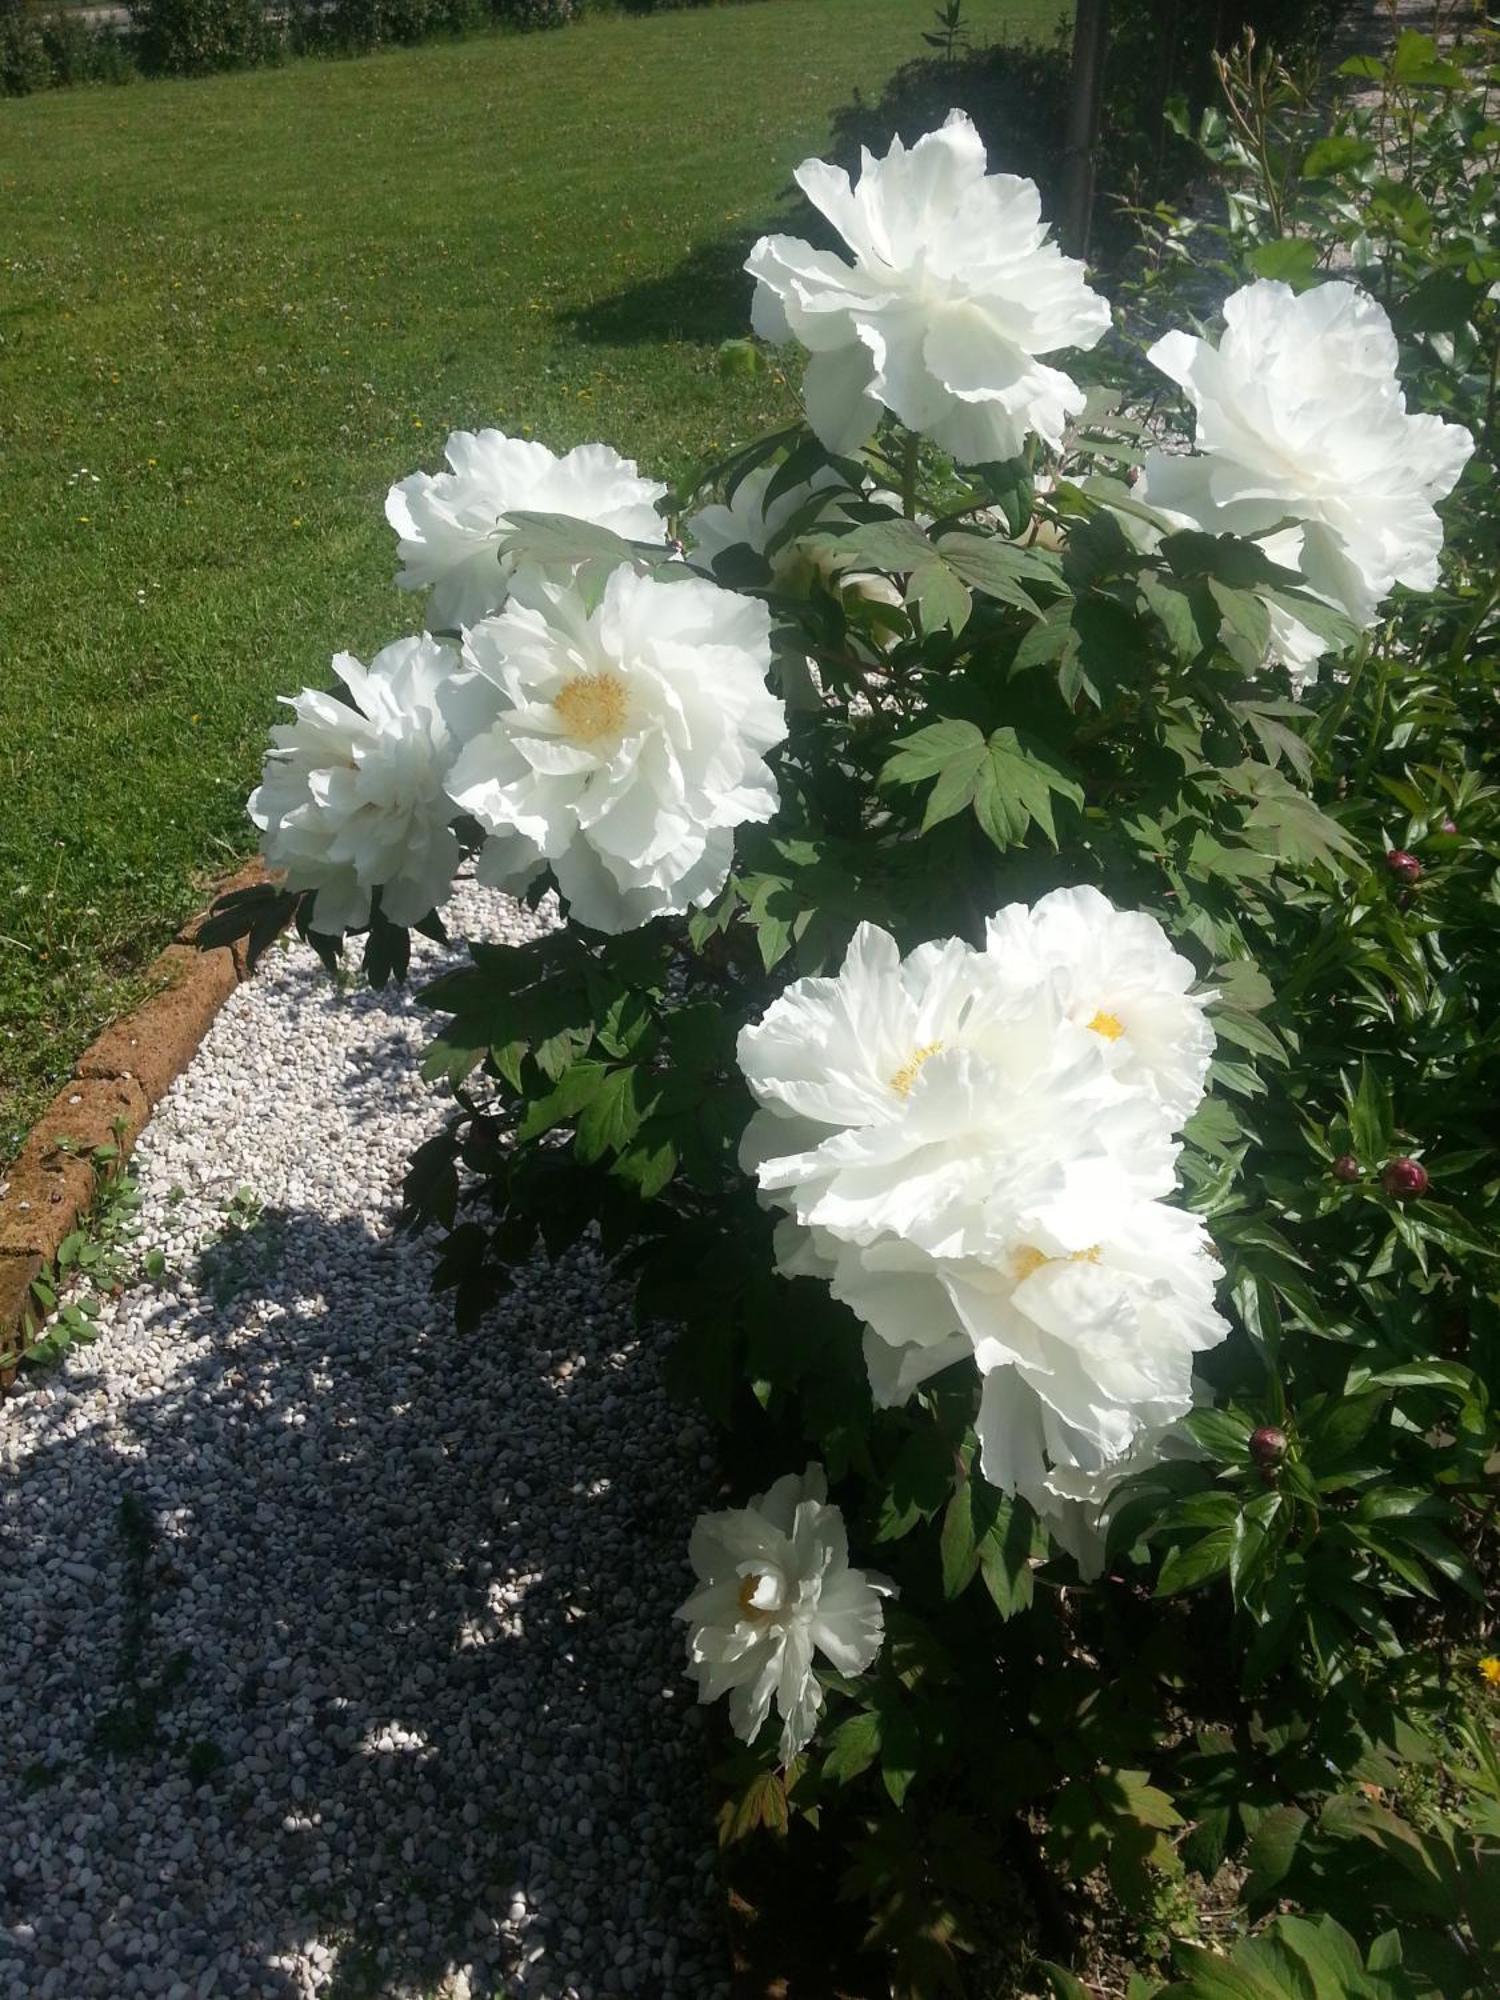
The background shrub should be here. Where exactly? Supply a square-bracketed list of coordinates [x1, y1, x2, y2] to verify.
[616, 0, 716, 16]
[41, 10, 135, 84]
[494, 0, 584, 30]
[827, 0, 1353, 262]
[128, 0, 281, 76]
[0, 0, 54, 94]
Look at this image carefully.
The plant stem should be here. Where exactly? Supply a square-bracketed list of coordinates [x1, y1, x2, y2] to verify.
[900, 432, 921, 520]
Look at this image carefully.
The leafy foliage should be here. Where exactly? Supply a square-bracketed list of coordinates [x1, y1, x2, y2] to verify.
[200, 18, 1500, 1996]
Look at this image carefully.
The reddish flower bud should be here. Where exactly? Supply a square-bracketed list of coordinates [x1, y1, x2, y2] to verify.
[1249, 1426, 1288, 1466]
[1382, 1157, 1429, 1200]
[1331, 1154, 1361, 1183]
[1386, 849, 1422, 883]
[1440, 819, 1458, 836]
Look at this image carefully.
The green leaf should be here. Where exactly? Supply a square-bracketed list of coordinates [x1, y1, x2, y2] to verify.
[905, 558, 972, 636]
[978, 1494, 1036, 1618]
[1246, 237, 1323, 287]
[1243, 1804, 1308, 1905]
[1389, 27, 1465, 86]
[1366, 1360, 1473, 1394]
[876, 1426, 954, 1542]
[883, 719, 986, 788]
[1227, 762, 1364, 873]
[718, 1767, 788, 1844]
[1115, 1769, 1184, 1832]
[717, 336, 765, 380]
[1209, 578, 1272, 669]
[1211, 1008, 1286, 1065]
[1271, 1915, 1377, 1998]
[1261, 589, 1360, 653]
[1302, 134, 1377, 178]
[924, 731, 992, 830]
[877, 1696, 920, 1807]
[1182, 1408, 1254, 1463]
[1139, 571, 1202, 662]
[1156, 1530, 1235, 1597]
[935, 529, 1053, 614]
[972, 727, 1084, 850]
[823, 1708, 881, 1785]
[940, 1467, 1000, 1599]
[611, 1129, 678, 1200]
[500, 509, 645, 569]
[516, 1059, 609, 1140]
[574, 1067, 650, 1163]
[1161, 534, 1304, 591]
[1037, 1966, 1093, 2000]
[1013, 601, 1079, 676]
[1348, 1060, 1395, 1163]
[883, 720, 1081, 849]
[1396, 269, 1488, 336]
[1162, 1940, 1290, 2000]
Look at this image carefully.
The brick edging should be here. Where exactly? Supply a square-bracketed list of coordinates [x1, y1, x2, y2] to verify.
[0, 859, 277, 1379]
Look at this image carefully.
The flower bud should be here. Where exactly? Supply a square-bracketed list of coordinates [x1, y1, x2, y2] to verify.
[1382, 1157, 1429, 1199]
[1386, 849, 1422, 884]
[1331, 1154, 1361, 1183]
[1249, 1426, 1287, 1466]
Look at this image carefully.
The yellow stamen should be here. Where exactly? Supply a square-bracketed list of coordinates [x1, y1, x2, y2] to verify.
[1011, 1244, 1102, 1281]
[1087, 1009, 1125, 1041]
[738, 1574, 766, 1616]
[554, 671, 630, 745]
[889, 1041, 944, 1097]
[1480, 1655, 1500, 1687]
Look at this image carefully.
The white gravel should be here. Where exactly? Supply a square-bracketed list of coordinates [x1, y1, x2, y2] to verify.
[0, 884, 730, 2000]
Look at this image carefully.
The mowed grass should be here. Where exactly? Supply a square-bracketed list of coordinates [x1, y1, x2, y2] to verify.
[0, 0, 1062, 1156]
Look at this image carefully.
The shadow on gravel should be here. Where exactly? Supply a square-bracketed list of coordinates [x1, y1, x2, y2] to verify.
[0, 1202, 721, 2000]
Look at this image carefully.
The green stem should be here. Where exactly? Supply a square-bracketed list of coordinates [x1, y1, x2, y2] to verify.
[1308, 635, 1372, 757]
[1358, 652, 1393, 782]
[900, 431, 921, 520]
[1448, 574, 1499, 676]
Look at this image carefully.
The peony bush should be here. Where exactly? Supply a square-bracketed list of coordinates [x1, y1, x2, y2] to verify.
[211, 39, 1500, 1996]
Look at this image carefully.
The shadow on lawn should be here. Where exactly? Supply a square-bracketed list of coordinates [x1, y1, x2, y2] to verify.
[0, 1178, 721, 1999]
[564, 226, 765, 349]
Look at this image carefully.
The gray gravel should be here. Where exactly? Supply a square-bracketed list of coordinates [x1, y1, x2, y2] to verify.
[0, 883, 729, 2000]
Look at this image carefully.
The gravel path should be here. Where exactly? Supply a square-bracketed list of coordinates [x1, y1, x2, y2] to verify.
[0, 885, 730, 2000]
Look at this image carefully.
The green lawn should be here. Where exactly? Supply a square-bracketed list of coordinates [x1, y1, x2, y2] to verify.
[0, 0, 1062, 1157]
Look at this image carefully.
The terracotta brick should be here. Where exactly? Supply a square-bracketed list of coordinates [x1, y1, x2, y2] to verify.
[176, 852, 282, 960]
[76, 944, 237, 1103]
[0, 1251, 45, 1376]
[32, 1074, 151, 1156]
[0, 1149, 97, 1262]
[0, 1076, 149, 1259]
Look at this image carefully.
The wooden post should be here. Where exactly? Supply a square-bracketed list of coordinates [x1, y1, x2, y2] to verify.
[1062, 0, 1110, 258]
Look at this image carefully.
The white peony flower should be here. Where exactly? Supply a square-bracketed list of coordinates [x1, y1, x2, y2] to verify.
[782, 1184, 1225, 1458]
[739, 905, 1230, 1570]
[677, 1464, 893, 1763]
[443, 563, 786, 934]
[746, 110, 1110, 463]
[684, 463, 906, 647]
[684, 463, 850, 576]
[386, 431, 668, 632]
[249, 634, 474, 935]
[738, 921, 1179, 1260]
[977, 1378, 1196, 1579]
[1138, 281, 1473, 680]
[778, 1200, 1225, 1578]
[982, 885, 1215, 1124]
